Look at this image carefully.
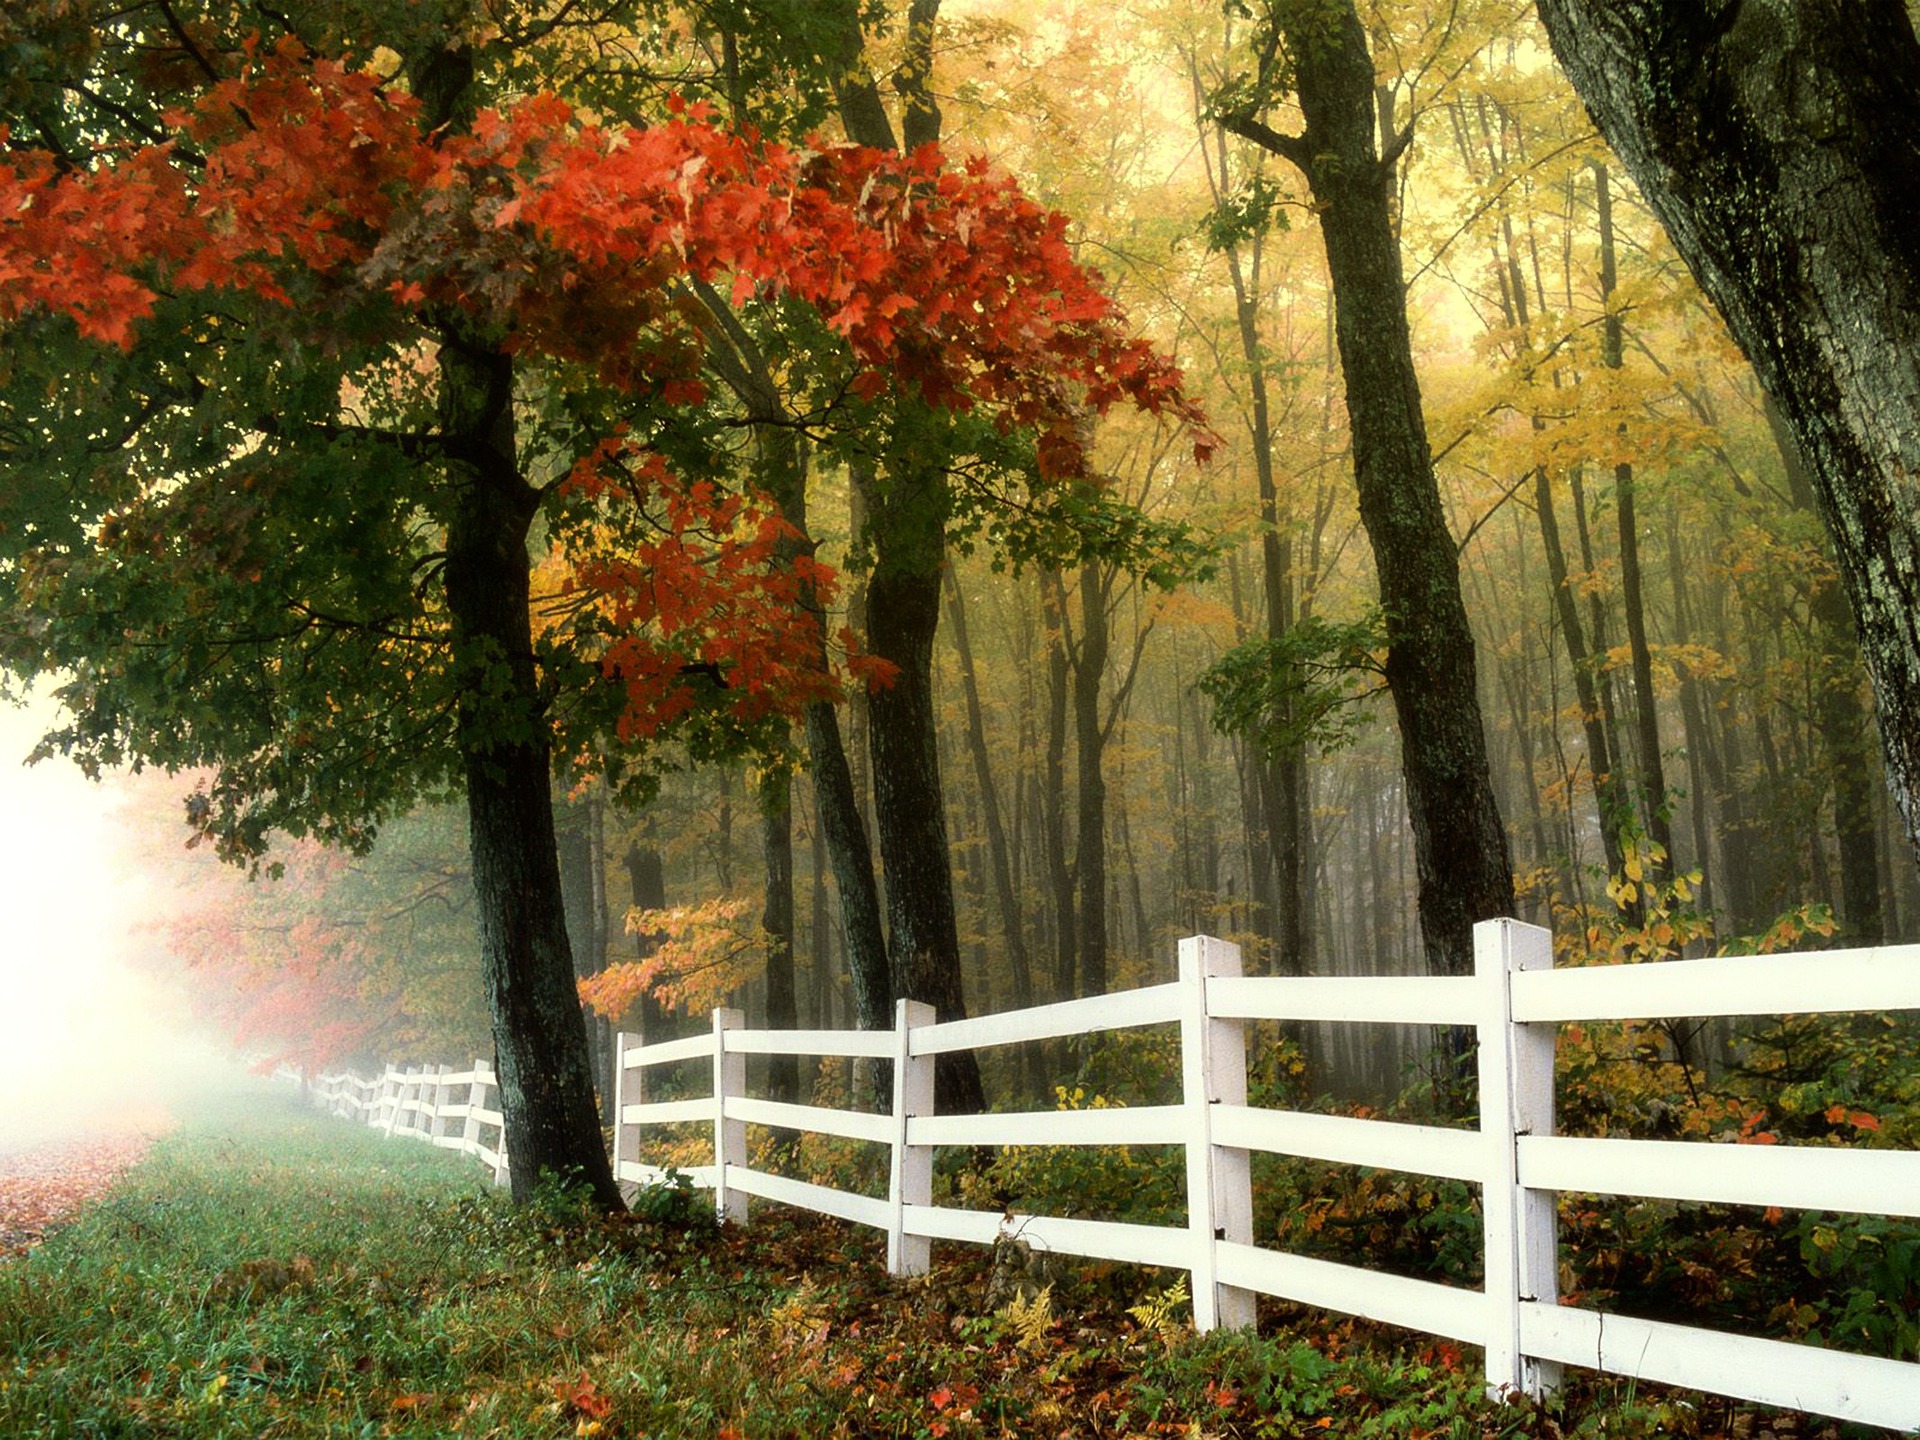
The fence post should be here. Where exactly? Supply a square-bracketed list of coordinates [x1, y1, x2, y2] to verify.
[1475, 917, 1561, 1401]
[712, 1008, 749, 1224]
[413, 1067, 432, 1139]
[379, 1067, 402, 1134]
[400, 1066, 425, 1138]
[461, 1059, 486, 1158]
[424, 1064, 450, 1145]
[1179, 934, 1256, 1331]
[888, 999, 937, 1277]
[611, 1030, 639, 1193]
[480, 1061, 511, 1188]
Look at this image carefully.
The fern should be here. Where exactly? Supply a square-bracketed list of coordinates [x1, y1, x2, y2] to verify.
[999, 1283, 1054, 1353]
[1127, 1277, 1190, 1341]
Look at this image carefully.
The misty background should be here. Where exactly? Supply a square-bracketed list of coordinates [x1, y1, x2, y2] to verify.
[0, 687, 232, 1154]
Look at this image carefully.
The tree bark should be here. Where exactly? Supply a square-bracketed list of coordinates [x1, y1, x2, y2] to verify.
[760, 766, 800, 1110]
[1535, 0, 1920, 865]
[806, 699, 892, 1031]
[1594, 160, 1676, 879]
[440, 331, 620, 1210]
[624, 834, 673, 1052]
[556, 790, 614, 1124]
[1209, 124, 1310, 973]
[1224, 0, 1514, 976]
[865, 476, 985, 1115]
[1041, 569, 1078, 999]
[1536, 470, 1633, 890]
[944, 567, 1035, 1009]
[1073, 560, 1111, 996]
[807, 0, 981, 1111]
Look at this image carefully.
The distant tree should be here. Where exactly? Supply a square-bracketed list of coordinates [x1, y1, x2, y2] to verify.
[152, 800, 488, 1073]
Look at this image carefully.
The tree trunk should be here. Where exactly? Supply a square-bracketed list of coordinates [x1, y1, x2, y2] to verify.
[866, 486, 985, 1115]
[1073, 560, 1111, 997]
[1216, 179, 1309, 975]
[806, 701, 892, 1031]
[1041, 569, 1078, 1000]
[945, 567, 1035, 1009]
[624, 834, 673, 1052]
[760, 766, 800, 1110]
[556, 790, 614, 1124]
[1535, 0, 1920, 867]
[809, 790, 835, 1030]
[1535, 470, 1632, 890]
[1665, 509, 1723, 923]
[1594, 160, 1676, 879]
[440, 332, 620, 1210]
[1224, 0, 1514, 976]
[757, 419, 893, 1034]
[808, 0, 981, 1111]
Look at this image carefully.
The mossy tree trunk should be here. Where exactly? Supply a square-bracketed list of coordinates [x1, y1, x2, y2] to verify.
[1536, 0, 1920, 871]
[439, 329, 621, 1210]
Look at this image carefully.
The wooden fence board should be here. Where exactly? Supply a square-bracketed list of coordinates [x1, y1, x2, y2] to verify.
[1208, 975, 1480, 1027]
[1519, 1135, 1920, 1217]
[910, 1105, 1188, 1150]
[1212, 1105, 1485, 1182]
[1217, 1241, 1488, 1344]
[912, 985, 1182, 1055]
[725, 1097, 894, 1145]
[1512, 946, 1920, 1022]
[729, 1169, 890, 1230]
[1520, 1302, 1920, 1432]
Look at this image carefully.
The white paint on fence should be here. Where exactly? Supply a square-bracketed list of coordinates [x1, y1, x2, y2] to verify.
[1519, 1302, 1919, 1431]
[910, 1103, 1187, 1149]
[1211, 1104, 1484, 1182]
[1520, 1133, 1920, 1218]
[1208, 972, 1481, 1026]
[309, 921, 1920, 1433]
[1511, 944, 1920, 1022]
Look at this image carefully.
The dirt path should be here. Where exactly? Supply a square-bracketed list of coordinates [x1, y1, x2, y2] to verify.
[0, 1110, 174, 1258]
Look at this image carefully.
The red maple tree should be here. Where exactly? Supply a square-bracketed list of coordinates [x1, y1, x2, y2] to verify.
[0, 39, 1209, 1202]
[0, 41, 1206, 735]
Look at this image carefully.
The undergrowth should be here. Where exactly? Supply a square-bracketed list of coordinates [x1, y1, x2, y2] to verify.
[0, 1081, 1895, 1437]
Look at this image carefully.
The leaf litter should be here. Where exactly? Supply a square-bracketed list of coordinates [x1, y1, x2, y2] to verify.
[0, 1112, 173, 1258]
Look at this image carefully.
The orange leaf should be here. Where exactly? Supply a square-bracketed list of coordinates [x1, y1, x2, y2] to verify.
[552, 1372, 612, 1420]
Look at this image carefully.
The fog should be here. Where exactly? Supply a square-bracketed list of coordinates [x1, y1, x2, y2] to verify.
[0, 687, 235, 1155]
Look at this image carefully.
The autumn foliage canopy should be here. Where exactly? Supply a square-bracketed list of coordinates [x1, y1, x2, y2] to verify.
[0, 39, 1206, 746]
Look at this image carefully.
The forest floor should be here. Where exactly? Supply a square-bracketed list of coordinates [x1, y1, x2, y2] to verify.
[0, 1107, 175, 1258]
[0, 1083, 1891, 1439]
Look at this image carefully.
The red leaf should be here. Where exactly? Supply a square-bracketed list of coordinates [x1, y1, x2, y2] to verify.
[551, 1372, 611, 1420]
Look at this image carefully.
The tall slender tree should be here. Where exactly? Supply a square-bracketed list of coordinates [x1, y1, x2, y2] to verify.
[1220, 0, 1514, 976]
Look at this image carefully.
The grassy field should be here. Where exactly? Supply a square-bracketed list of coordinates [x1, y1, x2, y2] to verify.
[0, 1083, 1881, 1438]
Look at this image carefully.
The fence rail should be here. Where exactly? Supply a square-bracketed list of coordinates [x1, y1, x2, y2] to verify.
[311, 920, 1920, 1432]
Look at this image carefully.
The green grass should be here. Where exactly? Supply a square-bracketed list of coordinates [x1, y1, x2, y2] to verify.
[0, 1083, 1888, 1438]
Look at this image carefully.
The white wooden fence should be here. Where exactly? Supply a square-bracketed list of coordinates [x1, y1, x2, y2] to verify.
[312, 1059, 512, 1187]
[314, 920, 1920, 1432]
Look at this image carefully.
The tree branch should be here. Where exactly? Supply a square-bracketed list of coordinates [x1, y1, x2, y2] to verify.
[1218, 111, 1312, 171]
